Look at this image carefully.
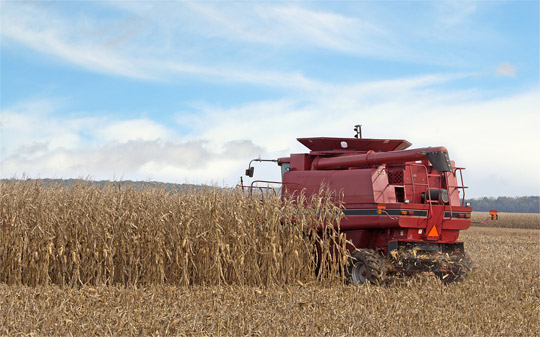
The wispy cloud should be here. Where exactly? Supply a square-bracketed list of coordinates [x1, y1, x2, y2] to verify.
[436, 0, 477, 26]
[496, 62, 517, 77]
[0, 1, 335, 90]
[181, 2, 389, 53]
[1, 1, 475, 86]
[0, 3, 152, 79]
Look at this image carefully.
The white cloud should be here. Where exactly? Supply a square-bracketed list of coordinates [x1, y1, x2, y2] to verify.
[0, 99, 99, 159]
[97, 119, 174, 143]
[1, 139, 263, 184]
[1, 79, 538, 195]
[496, 62, 517, 77]
[178, 73, 472, 150]
[178, 81, 540, 195]
[0, 99, 265, 184]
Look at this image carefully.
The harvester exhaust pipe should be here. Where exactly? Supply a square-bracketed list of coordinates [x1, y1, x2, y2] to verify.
[312, 146, 453, 172]
[354, 124, 362, 139]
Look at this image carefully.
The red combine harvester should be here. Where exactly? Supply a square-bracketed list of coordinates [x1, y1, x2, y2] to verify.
[241, 126, 496, 284]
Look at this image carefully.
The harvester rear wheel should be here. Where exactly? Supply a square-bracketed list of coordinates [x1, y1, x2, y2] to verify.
[347, 249, 385, 285]
[435, 255, 473, 283]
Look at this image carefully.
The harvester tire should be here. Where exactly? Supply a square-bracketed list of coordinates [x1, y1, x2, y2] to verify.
[346, 249, 385, 285]
[435, 255, 473, 283]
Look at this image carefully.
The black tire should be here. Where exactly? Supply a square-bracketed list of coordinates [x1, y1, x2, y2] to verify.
[435, 255, 473, 283]
[346, 249, 386, 285]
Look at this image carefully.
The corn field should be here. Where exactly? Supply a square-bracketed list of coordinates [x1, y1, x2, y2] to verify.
[1, 226, 538, 336]
[0, 180, 349, 287]
[1, 180, 538, 336]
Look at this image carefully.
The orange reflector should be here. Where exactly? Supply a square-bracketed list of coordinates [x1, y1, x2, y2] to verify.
[465, 214, 471, 218]
[378, 205, 386, 209]
[377, 205, 385, 215]
[489, 210, 498, 215]
[400, 211, 407, 215]
[427, 225, 439, 238]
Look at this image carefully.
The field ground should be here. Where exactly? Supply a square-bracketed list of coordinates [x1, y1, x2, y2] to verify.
[1, 226, 538, 336]
[471, 211, 539, 229]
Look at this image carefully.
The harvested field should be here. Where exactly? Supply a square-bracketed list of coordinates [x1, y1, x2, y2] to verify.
[1, 181, 539, 336]
[471, 211, 540, 229]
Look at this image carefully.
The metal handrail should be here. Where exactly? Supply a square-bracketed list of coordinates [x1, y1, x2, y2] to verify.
[236, 180, 283, 197]
[404, 165, 468, 221]
[457, 168, 467, 206]
[446, 168, 468, 208]
[406, 163, 433, 219]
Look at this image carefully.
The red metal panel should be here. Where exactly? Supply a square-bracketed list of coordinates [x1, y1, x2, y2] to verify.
[297, 137, 411, 152]
[399, 215, 428, 228]
[403, 165, 429, 203]
[342, 229, 375, 252]
[283, 169, 375, 203]
[289, 154, 312, 171]
[425, 206, 444, 241]
[372, 166, 396, 203]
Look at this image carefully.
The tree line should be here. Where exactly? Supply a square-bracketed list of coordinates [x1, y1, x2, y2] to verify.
[466, 196, 539, 213]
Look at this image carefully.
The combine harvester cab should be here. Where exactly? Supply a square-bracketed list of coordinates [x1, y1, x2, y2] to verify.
[241, 127, 496, 284]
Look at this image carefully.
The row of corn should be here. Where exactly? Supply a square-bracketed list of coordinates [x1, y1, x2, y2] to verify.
[0, 180, 349, 287]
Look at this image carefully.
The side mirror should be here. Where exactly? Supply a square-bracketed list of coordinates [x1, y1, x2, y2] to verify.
[245, 167, 254, 177]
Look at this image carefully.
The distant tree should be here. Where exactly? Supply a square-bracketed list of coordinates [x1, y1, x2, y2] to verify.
[466, 196, 539, 213]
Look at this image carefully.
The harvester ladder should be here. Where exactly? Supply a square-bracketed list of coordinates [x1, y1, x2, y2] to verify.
[407, 165, 468, 220]
[407, 164, 433, 220]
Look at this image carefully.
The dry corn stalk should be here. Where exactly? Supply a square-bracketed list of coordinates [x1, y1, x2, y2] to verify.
[0, 180, 350, 287]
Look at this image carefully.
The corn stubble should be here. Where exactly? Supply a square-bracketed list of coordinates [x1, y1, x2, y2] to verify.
[1, 181, 538, 336]
[471, 211, 540, 229]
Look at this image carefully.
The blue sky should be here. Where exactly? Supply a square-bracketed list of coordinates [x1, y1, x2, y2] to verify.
[1, 0, 539, 197]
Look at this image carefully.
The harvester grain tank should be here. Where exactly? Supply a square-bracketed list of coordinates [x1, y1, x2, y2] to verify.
[242, 127, 496, 284]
